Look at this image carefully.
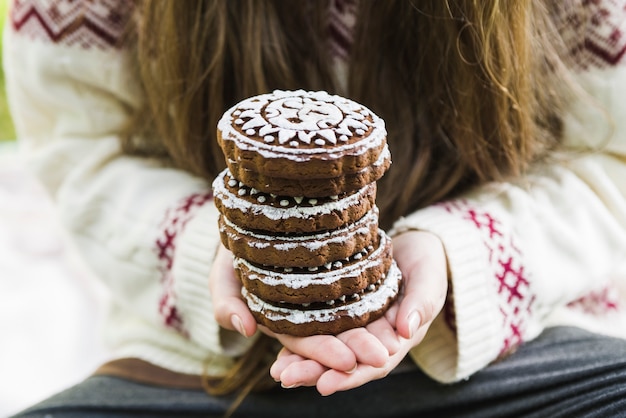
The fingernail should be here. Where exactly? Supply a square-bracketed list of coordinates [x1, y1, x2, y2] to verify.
[408, 311, 421, 339]
[231, 314, 247, 337]
[281, 382, 300, 389]
[346, 364, 358, 374]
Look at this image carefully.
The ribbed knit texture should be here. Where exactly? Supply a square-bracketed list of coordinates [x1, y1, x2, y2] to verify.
[392, 206, 502, 382]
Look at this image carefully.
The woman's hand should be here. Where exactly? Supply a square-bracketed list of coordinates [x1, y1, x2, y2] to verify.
[208, 244, 259, 338]
[268, 230, 449, 395]
[208, 244, 395, 372]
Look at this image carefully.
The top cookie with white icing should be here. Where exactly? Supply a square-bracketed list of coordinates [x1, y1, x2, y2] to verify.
[217, 90, 390, 197]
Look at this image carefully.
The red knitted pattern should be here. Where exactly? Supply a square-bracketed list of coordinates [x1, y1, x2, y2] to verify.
[9, 0, 132, 49]
[439, 201, 535, 356]
[155, 192, 213, 334]
[11, 0, 625, 65]
[567, 283, 621, 315]
[328, 0, 358, 60]
[561, 0, 626, 69]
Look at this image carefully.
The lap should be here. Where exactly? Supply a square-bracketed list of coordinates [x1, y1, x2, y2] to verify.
[13, 327, 626, 418]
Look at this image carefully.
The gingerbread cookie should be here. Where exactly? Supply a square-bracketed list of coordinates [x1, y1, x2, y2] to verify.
[218, 207, 380, 268]
[212, 168, 377, 234]
[242, 261, 402, 336]
[217, 90, 390, 197]
[234, 230, 393, 304]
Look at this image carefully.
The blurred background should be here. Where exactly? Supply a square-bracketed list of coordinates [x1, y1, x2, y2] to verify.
[1, 0, 15, 141]
[0, 1, 110, 416]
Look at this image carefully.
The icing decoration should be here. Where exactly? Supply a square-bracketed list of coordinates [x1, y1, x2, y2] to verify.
[218, 90, 387, 159]
[235, 232, 389, 289]
[242, 262, 402, 323]
[220, 207, 379, 251]
[212, 169, 375, 220]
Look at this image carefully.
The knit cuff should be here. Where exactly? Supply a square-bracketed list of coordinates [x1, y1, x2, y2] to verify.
[390, 204, 502, 383]
[157, 193, 253, 358]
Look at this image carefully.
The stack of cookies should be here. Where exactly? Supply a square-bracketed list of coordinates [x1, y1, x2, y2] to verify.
[213, 90, 402, 336]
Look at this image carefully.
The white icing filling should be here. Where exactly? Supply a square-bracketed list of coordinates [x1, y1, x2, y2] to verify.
[217, 90, 388, 161]
[220, 207, 379, 251]
[235, 231, 390, 289]
[211, 169, 374, 221]
[373, 145, 391, 167]
[242, 262, 402, 323]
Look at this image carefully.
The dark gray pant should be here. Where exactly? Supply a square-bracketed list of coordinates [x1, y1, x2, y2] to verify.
[13, 327, 626, 418]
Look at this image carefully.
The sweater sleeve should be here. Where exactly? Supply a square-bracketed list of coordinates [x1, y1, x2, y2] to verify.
[3, 0, 251, 360]
[390, 0, 626, 383]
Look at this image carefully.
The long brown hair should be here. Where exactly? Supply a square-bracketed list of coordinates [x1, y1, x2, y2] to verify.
[350, 1, 571, 226]
[127, 0, 335, 190]
[124, 0, 577, 400]
[126, 0, 573, 229]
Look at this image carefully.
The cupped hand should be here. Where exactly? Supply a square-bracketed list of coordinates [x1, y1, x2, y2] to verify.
[208, 243, 395, 374]
[269, 230, 449, 395]
[262, 315, 399, 379]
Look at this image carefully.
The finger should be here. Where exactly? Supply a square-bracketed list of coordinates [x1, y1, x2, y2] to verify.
[395, 263, 446, 341]
[365, 316, 400, 356]
[269, 347, 302, 381]
[279, 359, 328, 388]
[276, 334, 357, 372]
[314, 332, 427, 396]
[384, 300, 399, 325]
[392, 232, 448, 340]
[208, 245, 257, 337]
[258, 324, 278, 338]
[316, 365, 389, 396]
[336, 327, 388, 368]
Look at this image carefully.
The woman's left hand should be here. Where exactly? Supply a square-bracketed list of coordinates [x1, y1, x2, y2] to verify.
[268, 230, 449, 395]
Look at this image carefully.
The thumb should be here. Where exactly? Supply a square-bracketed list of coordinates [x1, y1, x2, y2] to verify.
[208, 244, 257, 337]
[392, 231, 448, 341]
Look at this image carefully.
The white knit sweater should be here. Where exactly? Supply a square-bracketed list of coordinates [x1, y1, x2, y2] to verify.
[4, 0, 626, 383]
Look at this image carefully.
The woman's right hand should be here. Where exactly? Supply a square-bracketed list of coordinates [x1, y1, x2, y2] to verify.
[208, 244, 259, 338]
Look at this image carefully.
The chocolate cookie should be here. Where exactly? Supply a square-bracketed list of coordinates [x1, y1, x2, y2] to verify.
[218, 207, 380, 268]
[242, 261, 402, 336]
[217, 90, 390, 197]
[234, 230, 393, 304]
[212, 169, 377, 234]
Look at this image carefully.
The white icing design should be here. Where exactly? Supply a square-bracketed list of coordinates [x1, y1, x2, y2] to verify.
[220, 207, 379, 252]
[372, 145, 391, 167]
[242, 262, 402, 323]
[234, 231, 390, 289]
[212, 169, 374, 221]
[217, 90, 387, 160]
